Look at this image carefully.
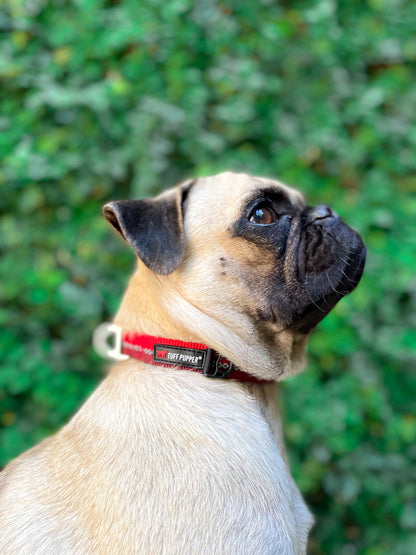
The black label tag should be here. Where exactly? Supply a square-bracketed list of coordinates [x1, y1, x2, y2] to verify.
[153, 344, 207, 369]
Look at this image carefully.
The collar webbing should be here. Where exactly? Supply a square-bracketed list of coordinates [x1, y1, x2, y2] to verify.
[93, 323, 272, 384]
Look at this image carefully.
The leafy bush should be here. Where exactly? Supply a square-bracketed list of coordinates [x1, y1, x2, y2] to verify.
[1, 1, 415, 553]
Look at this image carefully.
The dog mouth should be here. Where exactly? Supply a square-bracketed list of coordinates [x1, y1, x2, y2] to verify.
[293, 239, 366, 333]
[273, 210, 367, 334]
[291, 213, 366, 333]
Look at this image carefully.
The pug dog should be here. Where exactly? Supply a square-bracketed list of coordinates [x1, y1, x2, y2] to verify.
[0, 172, 366, 554]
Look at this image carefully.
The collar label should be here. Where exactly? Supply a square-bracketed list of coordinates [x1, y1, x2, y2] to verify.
[153, 344, 207, 369]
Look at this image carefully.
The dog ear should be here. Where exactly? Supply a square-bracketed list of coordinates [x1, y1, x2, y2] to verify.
[103, 187, 189, 275]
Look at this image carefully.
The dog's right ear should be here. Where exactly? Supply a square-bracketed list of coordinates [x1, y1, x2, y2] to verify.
[103, 184, 192, 275]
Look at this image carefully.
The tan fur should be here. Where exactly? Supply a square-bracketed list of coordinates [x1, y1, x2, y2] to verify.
[0, 172, 314, 554]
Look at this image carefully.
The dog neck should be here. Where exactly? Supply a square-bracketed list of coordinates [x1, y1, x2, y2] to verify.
[112, 264, 294, 465]
[113, 264, 308, 382]
[114, 265, 197, 339]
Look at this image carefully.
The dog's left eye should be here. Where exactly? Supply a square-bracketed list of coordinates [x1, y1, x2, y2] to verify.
[249, 203, 278, 225]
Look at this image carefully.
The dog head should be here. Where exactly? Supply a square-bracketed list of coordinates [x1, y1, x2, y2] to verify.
[104, 172, 366, 381]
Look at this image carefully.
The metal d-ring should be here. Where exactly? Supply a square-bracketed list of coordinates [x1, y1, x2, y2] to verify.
[92, 322, 130, 361]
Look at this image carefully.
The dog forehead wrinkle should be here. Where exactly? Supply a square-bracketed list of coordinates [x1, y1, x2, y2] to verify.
[254, 177, 306, 208]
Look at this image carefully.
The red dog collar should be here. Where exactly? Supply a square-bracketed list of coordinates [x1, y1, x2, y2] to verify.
[93, 323, 272, 384]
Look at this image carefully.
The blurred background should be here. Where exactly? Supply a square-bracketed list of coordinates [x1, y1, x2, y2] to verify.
[1, 0, 415, 553]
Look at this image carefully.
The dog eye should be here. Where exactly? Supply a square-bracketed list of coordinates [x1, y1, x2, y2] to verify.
[248, 203, 278, 225]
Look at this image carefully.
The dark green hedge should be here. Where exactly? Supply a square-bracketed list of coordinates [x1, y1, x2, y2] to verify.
[1, 1, 415, 553]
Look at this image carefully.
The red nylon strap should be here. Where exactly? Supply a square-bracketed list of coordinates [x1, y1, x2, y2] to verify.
[121, 331, 272, 384]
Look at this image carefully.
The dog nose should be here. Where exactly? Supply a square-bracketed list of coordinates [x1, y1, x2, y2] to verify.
[309, 205, 337, 221]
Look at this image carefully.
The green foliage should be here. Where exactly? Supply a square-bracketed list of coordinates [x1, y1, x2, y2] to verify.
[1, 1, 415, 553]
